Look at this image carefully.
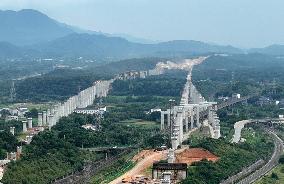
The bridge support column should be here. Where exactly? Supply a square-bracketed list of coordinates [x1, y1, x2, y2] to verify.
[190, 108, 194, 129]
[185, 116, 189, 132]
[178, 112, 184, 144]
[152, 169, 158, 179]
[161, 112, 165, 130]
[196, 106, 200, 128]
[38, 113, 43, 127]
[208, 106, 213, 126]
[171, 136, 178, 150]
[167, 111, 171, 128]
[42, 111, 47, 126]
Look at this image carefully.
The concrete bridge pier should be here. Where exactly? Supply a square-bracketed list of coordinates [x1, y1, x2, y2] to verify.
[185, 116, 189, 132]
[196, 106, 200, 128]
[160, 110, 171, 130]
[161, 111, 165, 130]
[190, 108, 194, 130]
[38, 113, 43, 126]
[42, 111, 47, 126]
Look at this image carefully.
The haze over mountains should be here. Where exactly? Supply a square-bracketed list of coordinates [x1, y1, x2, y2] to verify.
[0, 9, 73, 45]
[0, 9, 283, 60]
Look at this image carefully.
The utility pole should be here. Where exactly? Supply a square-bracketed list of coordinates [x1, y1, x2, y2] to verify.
[10, 80, 16, 102]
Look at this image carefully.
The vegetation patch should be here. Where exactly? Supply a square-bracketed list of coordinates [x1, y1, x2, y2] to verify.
[183, 127, 274, 184]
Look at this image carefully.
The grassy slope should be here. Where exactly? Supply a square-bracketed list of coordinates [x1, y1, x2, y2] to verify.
[256, 164, 284, 184]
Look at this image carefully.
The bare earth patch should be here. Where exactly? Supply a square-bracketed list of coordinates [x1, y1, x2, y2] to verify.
[175, 148, 219, 165]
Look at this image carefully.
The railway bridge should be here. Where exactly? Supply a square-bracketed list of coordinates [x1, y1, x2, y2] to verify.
[160, 69, 221, 149]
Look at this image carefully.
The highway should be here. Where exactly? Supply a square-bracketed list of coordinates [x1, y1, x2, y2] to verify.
[237, 130, 283, 184]
[226, 119, 284, 184]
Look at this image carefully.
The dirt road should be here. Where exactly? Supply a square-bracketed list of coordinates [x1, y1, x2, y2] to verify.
[109, 150, 167, 184]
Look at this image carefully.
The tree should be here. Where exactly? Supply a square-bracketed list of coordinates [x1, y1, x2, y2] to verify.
[25, 108, 38, 118]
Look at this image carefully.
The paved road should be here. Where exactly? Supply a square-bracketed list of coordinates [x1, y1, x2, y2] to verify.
[229, 119, 284, 184]
[236, 130, 283, 184]
[220, 160, 265, 184]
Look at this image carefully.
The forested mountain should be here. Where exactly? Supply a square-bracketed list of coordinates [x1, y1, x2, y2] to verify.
[1, 8, 284, 60]
[0, 9, 243, 59]
[31, 33, 243, 59]
[0, 42, 23, 58]
[155, 40, 241, 55]
[32, 33, 145, 59]
[249, 44, 284, 56]
[0, 9, 74, 46]
[0, 33, 243, 60]
[15, 57, 163, 102]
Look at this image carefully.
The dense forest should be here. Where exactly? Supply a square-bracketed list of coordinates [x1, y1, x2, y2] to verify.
[0, 131, 18, 159]
[183, 127, 274, 184]
[111, 70, 187, 97]
[2, 110, 168, 183]
[192, 54, 284, 100]
[0, 119, 23, 135]
[0, 57, 165, 103]
[2, 70, 188, 183]
[2, 71, 187, 183]
[16, 69, 103, 102]
[3, 54, 284, 183]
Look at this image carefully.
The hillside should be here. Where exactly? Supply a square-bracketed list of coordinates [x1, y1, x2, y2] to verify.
[0, 42, 23, 58]
[0, 9, 74, 45]
[0, 9, 243, 59]
[33, 33, 242, 59]
[250, 44, 284, 56]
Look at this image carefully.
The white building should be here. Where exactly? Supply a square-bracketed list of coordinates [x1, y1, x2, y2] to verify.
[232, 93, 241, 99]
[150, 108, 162, 113]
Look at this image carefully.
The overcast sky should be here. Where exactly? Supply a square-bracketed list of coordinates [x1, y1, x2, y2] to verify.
[0, 0, 283, 48]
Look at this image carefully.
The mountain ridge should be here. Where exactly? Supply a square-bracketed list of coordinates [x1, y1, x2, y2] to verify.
[0, 8, 256, 60]
[249, 44, 284, 56]
[0, 9, 74, 46]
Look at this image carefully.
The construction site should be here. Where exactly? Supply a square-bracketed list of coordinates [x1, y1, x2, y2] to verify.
[109, 146, 219, 184]
[108, 57, 221, 183]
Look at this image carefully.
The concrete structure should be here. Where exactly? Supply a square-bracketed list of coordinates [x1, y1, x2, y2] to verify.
[161, 70, 221, 150]
[74, 107, 106, 115]
[22, 120, 27, 133]
[37, 79, 112, 131]
[27, 117, 33, 129]
[38, 113, 43, 126]
[167, 149, 175, 163]
[42, 111, 47, 126]
[152, 163, 187, 180]
[9, 127, 15, 136]
[232, 93, 241, 99]
[26, 135, 33, 144]
[5, 115, 18, 122]
[161, 172, 171, 184]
